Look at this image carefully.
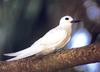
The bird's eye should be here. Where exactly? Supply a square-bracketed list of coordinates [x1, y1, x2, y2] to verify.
[65, 17, 69, 20]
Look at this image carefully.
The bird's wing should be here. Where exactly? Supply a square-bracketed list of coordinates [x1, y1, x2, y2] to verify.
[38, 28, 67, 47]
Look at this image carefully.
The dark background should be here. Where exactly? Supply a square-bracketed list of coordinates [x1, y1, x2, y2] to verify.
[0, 0, 100, 72]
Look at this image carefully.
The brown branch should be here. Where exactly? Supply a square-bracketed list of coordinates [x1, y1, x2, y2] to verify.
[0, 43, 100, 72]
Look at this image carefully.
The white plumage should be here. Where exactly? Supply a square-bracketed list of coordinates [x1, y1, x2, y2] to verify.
[4, 16, 80, 61]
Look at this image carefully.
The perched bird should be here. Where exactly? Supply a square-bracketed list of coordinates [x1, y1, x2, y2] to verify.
[4, 16, 80, 61]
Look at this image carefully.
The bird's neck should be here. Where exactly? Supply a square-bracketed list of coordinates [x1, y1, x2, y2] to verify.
[58, 23, 72, 31]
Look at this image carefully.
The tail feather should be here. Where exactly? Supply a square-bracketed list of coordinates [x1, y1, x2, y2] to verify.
[6, 52, 34, 61]
[4, 52, 21, 56]
[4, 46, 43, 61]
[4, 48, 28, 56]
[4, 44, 45, 61]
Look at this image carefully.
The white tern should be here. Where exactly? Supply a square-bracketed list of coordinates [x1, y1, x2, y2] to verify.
[4, 16, 80, 61]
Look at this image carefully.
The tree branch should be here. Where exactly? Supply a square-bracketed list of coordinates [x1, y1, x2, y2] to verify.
[0, 43, 100, 72]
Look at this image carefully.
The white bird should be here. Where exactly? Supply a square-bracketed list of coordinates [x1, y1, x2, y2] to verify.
[4, 16, 80, 61]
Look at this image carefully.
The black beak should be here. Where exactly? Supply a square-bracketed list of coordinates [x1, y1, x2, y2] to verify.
[71, 20, 81, 23]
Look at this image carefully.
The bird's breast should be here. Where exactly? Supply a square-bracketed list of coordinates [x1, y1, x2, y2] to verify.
[50, 29, 71, 49]
[55, 32, 71, 48]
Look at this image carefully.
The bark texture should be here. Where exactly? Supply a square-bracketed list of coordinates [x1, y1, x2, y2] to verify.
[0, 43, 100, 72]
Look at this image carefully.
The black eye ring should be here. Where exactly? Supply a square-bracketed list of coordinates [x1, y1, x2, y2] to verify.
[65, 17, 69, 20]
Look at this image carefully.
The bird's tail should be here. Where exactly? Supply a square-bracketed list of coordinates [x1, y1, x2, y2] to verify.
[4, 46, 43, 61]
[4, 49, 27, 56]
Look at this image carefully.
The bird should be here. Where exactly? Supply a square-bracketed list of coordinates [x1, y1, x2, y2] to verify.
[4, 16, 80, 61]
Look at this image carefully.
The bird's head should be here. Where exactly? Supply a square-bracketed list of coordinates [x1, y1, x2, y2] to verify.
[59, 16, 80, 28]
